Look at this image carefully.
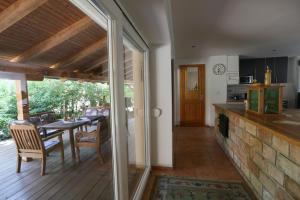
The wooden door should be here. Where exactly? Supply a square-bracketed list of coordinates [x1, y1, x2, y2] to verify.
[180, 65, 205, 126]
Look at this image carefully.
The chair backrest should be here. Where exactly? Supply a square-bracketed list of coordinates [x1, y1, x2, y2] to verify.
[40, 113, 56, 124]
[9, 121, 44, 153]
[97, 108, 110, 117]
[95, 119, 110, 145]
[29, 116, 41, 126]
[84, 108, 98, 117]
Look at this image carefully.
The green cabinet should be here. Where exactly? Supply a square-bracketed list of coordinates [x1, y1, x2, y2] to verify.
[247, 85, 283, 114]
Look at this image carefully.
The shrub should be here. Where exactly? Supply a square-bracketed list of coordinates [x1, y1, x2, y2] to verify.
[0, 115, 14, 141]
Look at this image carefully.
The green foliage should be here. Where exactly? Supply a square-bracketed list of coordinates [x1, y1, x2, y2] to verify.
[0, 80, 17, 139]
[0, 79, 113, 141]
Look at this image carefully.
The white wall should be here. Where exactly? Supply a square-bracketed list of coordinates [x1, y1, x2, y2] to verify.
[150, 44, 173, 167]
[174, 56, 230, 126]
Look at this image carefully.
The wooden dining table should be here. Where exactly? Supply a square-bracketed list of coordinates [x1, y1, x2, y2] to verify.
[40, 116, 104, 159]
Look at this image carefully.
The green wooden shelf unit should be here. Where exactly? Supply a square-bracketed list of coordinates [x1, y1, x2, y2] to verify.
[247, 84, 283, 115]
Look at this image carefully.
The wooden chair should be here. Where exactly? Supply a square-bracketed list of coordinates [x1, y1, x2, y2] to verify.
[9, 121, 64, 176]
[75, 119, 110, 164]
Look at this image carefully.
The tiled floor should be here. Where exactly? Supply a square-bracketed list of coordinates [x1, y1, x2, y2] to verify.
[142, 126, 246, 199]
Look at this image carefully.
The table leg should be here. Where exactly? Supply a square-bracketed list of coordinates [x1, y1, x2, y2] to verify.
[69, 129, 76, 159]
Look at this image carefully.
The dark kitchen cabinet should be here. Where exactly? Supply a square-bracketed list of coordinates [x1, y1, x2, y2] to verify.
[239, 57, 288, 83]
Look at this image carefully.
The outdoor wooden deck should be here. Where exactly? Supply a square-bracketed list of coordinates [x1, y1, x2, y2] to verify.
[0, 132, 142, 200]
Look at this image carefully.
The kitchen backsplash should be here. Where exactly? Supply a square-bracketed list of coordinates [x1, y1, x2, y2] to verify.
[227, 85, 249, 101]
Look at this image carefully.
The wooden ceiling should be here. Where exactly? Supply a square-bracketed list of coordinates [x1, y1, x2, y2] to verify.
[0, 0, 133, 82]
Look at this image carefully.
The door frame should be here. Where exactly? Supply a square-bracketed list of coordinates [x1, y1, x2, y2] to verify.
[179, 64, 205, 126]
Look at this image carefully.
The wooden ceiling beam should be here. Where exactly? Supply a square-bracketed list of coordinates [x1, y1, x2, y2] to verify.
[80, 55, 131, 73]
[0, 59, 106, 81]
[0, 0, 48, 34]
[11, 17, 93, 62]
[51, 37, 107, 69]
[84, 56, 107, 72]
[26, 74, 44, 81]
[45, 70, 107, 82]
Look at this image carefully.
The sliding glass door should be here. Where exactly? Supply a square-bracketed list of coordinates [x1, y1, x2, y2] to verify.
[71, 0, 151, 199]
[123, 38, 146, 198]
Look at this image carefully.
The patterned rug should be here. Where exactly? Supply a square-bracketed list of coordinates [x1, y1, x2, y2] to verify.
[151, 176, 252, 200]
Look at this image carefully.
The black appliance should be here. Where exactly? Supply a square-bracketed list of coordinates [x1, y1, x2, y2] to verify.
[239, 76, 253, 84]
[218, 114, 229, 138]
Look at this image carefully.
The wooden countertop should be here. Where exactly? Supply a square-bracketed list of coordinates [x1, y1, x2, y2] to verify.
[214, 104, 300, 146]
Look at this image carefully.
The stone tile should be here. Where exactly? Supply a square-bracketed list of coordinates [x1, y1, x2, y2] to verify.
[272, 136, 289, 157]
[240, 130, 251, 144]
[230, 132, 239, 145]
[250, 173, 263, 196]
[238, 118, 245, 129]
[245, 122, 257, 136]
[236, 150, 248, 165]
[235, 127, 243, 138]
[241, 163, 250, 180]
[276, 153, 300, 185]
[259, 171, 276, 197]
[276, 187, 294, 200]
[257, 128, 272, 145]
[248, 159, 260, 178]
[253, 152, 268, 174]
[267, 163, 284, 186]
[233, 154, 241, 168]
[262, 188, 273, 200]
[262, 144, 276, 164]
[284, 176, 300, 200]
[290, 144, 300, 166]
[250, 135, 263, 153]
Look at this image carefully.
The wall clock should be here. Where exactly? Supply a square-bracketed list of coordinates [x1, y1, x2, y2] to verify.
[213, 63, 226, 75]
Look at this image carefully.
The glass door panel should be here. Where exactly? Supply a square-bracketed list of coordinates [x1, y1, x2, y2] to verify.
[123, 39, 146, 197]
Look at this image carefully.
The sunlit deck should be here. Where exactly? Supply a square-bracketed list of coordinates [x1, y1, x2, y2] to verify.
[0, 132, 141, 200]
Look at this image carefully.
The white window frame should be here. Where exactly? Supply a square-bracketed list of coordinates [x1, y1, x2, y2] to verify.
[122, 18, 151, 200]
[69, 0, 151, 199]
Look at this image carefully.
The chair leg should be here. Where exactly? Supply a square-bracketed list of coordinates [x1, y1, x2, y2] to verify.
[96, 148, 104, 164]
[59, 135, 64, 162]
[16, 155, 22, 173]
[41, 156, 46, 176]
[76, 146, 80, 162]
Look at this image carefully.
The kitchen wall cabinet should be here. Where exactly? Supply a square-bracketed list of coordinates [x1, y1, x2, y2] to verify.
[239, 57, 288, 83]
[227, 56, 239, 72]
[227, 56, 239, 85]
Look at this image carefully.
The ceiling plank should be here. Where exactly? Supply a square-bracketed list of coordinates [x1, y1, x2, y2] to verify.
[0, 0, 48, 34]
[11, 17, 93, 62]
[51, 37, 107, 69]
[84, 56, 108, 72]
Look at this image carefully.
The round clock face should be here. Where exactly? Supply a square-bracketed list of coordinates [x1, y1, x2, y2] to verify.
[213, 63, 226, 75]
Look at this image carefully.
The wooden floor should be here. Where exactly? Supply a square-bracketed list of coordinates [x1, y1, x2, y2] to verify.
[142, 126, 248, 199]
[0, 131, 142, 200]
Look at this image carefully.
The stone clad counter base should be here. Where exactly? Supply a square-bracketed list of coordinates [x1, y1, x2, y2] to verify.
[214, 105, 300, 200]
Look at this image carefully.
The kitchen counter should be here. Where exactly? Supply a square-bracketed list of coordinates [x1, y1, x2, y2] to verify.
[213, 103, 300, 199]
[214, 104, 300, 146]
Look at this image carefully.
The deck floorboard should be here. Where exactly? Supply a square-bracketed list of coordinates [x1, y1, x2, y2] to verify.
[0, 132, 114, 200]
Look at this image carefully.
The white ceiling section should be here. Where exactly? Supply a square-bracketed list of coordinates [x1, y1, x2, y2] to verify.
[172, 0, 300, 59]
[116, 0, 171, 45]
